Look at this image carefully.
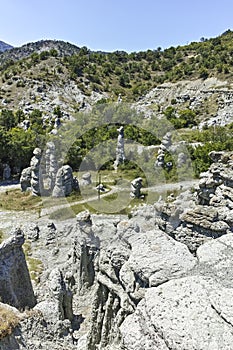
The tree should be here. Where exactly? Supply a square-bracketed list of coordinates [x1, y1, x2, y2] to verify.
[0, 109, 17, 130]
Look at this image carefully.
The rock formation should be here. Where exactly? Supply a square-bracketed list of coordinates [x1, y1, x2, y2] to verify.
[3, 152, 233, 350]
[130, 177, 143, 198]
[30, 147, 42, 196]
[155, 132, 172, 168]
[20, 167, 31, 191]
[114, 126, 126, 170]
[45, 141, 58, 191]
[80, 172, 92, 186]
[35, 268, 73, 324]
[2, 163, 11, 181]
[72, 211, 100, 292]
[52, 165, 74, 197]
[0, 229, 36, 309]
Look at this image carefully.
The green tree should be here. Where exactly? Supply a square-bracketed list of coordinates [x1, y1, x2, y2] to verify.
[0, 109, 17, 130]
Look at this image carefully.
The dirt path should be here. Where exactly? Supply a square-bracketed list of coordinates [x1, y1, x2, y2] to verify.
[0, 179, 199, 222]
[40, 179, 199, 217]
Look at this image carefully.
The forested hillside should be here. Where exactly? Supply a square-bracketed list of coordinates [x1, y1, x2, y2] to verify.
[0, 30, 233, 178]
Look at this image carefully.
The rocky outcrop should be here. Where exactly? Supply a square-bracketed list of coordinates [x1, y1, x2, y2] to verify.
[72, 211, 100, 292]
[35, 268, 73, 324]
[121, 275, 233, 350]
[114, 126, 126, 170]
[30, 148, 42, 196]
[4, 151, 233, 349]
[45, 141, 58, 191]
[0, 229, 36, 309]
[52, 165, 74, 197]
[153, 151, 233, 253]
[86, 215, 196, 349]
[20, 167, 31, 192]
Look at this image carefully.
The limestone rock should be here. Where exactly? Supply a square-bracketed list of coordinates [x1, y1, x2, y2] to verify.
[121, 276, 233, 350]
[52, 165, 74, 197]
[197, 233, 233, 286]
[35, 268, 73, 323]
[30, 148, 42, 196]
[80, 172, 92, 186]
[122, 229, 196, 288]
[86, 218, 196, 349]
[0, 229, 36, 309]
[20, 167, 31, 192]
[45, 141, 58, 191]
[114, 125, 126, 170]
[130, 177, 143, 198]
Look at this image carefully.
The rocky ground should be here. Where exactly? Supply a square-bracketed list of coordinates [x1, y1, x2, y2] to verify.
[1, 151, 233, 349]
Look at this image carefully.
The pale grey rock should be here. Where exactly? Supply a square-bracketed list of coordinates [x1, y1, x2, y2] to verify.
[24, 223, 40, 241]
[155, 132, 172, 168]
[86, 218, 196, 349]
[114, 126, 126, 170]
[121, 276, 233, 350]
[130, 177, 143, 198]
[121, 229, 196, 288]
[35, 268, 73, 323]
[80, 172, 92, 186]
[30, 148, 42, 196]
[197, 234, 233, 286]
[45, 141, 58, 191]
[20, 167, 31, 192]
[0, 229, 36, 309]
[2, 163, 11, 180]
[73, 211, 100, 292]
[177, 152, 188, 167]
[52, 165, 74, 197]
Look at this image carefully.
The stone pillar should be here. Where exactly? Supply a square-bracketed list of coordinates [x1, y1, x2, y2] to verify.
[30, 148, 42, 196]
[130, 177, 143, 198]
[45, 141, 58, 191]
[114, 126, 126, 170]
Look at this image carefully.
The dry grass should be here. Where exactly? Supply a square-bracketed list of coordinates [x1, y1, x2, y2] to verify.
[0, 189, 42, 211]
[0, 305, 20, 340]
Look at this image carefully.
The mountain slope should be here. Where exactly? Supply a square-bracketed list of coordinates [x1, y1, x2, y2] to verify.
[1, 30, 233, 117]
[0, 40, 13, 53]
[0, 39, 80, 63]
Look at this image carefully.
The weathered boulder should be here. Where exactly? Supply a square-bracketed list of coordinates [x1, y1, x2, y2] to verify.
[80, 172, 92, 186]
[20, 167, 31, 192]
[130, 177, 143, 198]
[0, 229, 36, 309]
[197, 233, 233, 286]
[52, 165, 74, 197]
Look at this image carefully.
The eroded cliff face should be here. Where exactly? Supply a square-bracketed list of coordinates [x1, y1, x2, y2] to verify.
[0, 229, 36, 309]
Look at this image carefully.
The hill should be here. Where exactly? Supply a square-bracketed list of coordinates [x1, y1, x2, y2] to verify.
[0, 39, 80, 63]
[0, 41, 13, 53]
[1, 30, 233, 111]
[0, 31, 233, 178]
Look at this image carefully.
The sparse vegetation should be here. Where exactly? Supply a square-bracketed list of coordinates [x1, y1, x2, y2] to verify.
[0, 305, 20, 340]
[0, 189, 42, 211]
[23, 241, 43, 283]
